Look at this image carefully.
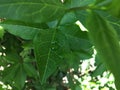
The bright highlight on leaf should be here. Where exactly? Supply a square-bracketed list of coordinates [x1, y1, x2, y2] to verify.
[0, 26, 5, 38]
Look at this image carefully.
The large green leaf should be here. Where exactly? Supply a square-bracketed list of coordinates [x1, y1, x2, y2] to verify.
[86, 11, 120, 89]
[0, 0, 66, 23]
[0, 24, 40, 40]
[3, 23, 92, 85]
[33, 29, 57, 84]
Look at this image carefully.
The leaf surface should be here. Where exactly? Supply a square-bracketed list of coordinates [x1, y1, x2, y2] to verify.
[0, 24, 40, 40]
[34, 29, 57, 84]
[65, 0, 95, 8]
[0, 0, 65, 23]
[86, 11, 120, 89]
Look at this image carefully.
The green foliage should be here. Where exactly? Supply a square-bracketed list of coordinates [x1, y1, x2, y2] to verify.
[0, 26, 4, 39]
[0, 0, 65, 23]
[109, 0, 120, 18]
[0, 0, 120, 90]
[86, 11, 120, 89]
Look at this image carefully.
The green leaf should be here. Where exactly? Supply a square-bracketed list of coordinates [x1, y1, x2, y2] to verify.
[86, 11, 120, 89]
[2, 34, 22, 63]
[0, 24, 40, 40]
[58, 24, 93, 59]
[0, 26, 5, 39]
[75, 86, 82, 90]
[33, 29, 57, 84]
[5, 51, 21, 63]
[47, 20, 58, 28]
[53, 24, 93, 70]
[96, 11, 120, 39]
[65, 0, 95, 8]
[0, 85, 6, 90]
[109, 0, 120, 18]
[0, 0, 66, 23]
[94, 0, 111, 6]
[60, 12, 77, 25]
[2, 64, 20, 83]
[92, 63, 106, 77]
[1, 19, 49, 29]
[14, 64, 26, 90]
[23, 63, 37, 77]
[75, 10, 88, 27]
[2, 63, 26, 89]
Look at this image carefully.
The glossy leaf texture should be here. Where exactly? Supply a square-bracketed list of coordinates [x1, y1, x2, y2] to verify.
[86, 11, 120, 89]
[0, 0, 66, 23]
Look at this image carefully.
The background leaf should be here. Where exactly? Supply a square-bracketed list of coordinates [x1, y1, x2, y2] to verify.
[0, 24, 40, 40]
[86, 11, 120, 89]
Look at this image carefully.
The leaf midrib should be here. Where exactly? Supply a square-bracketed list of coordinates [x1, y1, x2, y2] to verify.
[41, 29, 56, 83]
